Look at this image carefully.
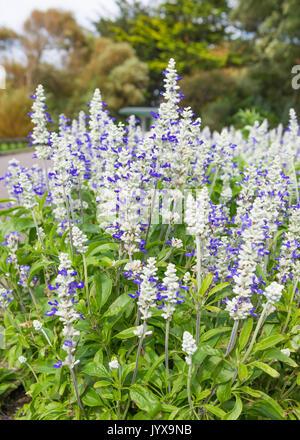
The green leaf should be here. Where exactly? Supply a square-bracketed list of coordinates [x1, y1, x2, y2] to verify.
[114, 327, 139, 339]
[94, 380, 112, 388]
[130, 384, 162, 417]
[93, 275, 112, 309]
[12, 217, 35, 232]
[216, 381, 231, 404]
[102, 293, 131, 318]
[223, 395, 243, 420]
[198, 273, 214, 296]
[250, 361, 280, 378]
[239, 318, 253, 351]
[239, 386, 262, 398]
[253, 334, 285, 353]
[262, 348, 298, 368]
[27, 260, 52, 286]
[82, 388, 102, 407]
[81, 362, 110, 379]
[202, 404, 226, 419]
[200, 327, 231, 342]
[207, 282, 229, 298]
[252, 393, 285, 420]
[86, 242, 118, 257]
[238, 363, 248, 381]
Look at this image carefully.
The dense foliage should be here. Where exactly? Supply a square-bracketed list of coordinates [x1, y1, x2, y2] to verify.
[0, 60, 299, 420]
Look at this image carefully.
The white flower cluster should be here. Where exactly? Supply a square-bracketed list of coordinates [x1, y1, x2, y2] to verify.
[133, 324, 153, 339]
[161, 263, 179, 320]
[108, 359, 120, 370]
[124, 259, 144, 276]
[182, 331, 197, 365]
[185, 187, 210, 237]
[277, 206, 300, 283]
[225, 296, 254, 321]
[264, 282, 284, 305]
[0, 288, 14, 309]
[53, 253, 81, 369]
[32, 320, 43, 331]
[171, 238, 183, 249]
[18, 356, 27, 364]
[72, 226, 88, 254]
[31, 84, 51, 159]
[137, 257, 158, 321]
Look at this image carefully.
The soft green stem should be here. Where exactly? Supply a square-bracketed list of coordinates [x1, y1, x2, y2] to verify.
[123, 322, 146, 420]
[41, 328, 52, 347]
[242, 305, 268, 364]
[225, 320, 239, 357]
[165, 318, 171, 393]
[209, 166, 219, 196]
[70, 367, 86, 419]
[5, 308, 20, 332]
[195, 235, 202, 345]
[82, 254, 92, 316]
[26, 362, 38, 382]
[63, 186, 74, 257]
[29, 287, 39, 312]
[31, 210, 45, 249]
[78, 183, 84, 224]
[187, 362, 193, 418]
[291, 160, 299, 202]
[281, 278, 298, 334]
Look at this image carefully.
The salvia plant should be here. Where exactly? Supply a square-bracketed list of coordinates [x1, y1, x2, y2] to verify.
[0, 58, 299, 420]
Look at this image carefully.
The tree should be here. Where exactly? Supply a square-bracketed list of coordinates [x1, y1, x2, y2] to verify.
[69, 38, 148, 114]
[231, 0, 300, 117]
[94, 0, 230, 103]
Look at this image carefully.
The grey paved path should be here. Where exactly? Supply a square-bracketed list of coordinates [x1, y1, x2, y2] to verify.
[0, 150, 45, 199]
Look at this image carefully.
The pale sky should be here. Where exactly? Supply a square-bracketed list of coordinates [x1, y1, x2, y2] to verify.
[0, 0, 119, 32]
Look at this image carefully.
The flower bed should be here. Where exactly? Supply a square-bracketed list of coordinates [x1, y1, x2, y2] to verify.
[0, 59, 299, 421]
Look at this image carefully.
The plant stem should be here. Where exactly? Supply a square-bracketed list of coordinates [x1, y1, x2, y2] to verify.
[78, 183, 84, 224]
[165, 318, 171, 393]
[41, 329, 52, 347]
[29, 287, 39, 312]
[195, 235, 202, 345]
[31, 210, 45, 249]
[26, 362, 38, 382]
[82, 254, 92, 316]
[281, 278, 298, 334]
[187, 363, 193, 418]
[225, 320, 239, 357]
[131, 323, 146, 385]
[209, 166, 219, 196]
[241, 306, 268, 364]
[70, 367, 86, 419]
[5, 308, 20, 332]
[63, 186, 74, 257]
